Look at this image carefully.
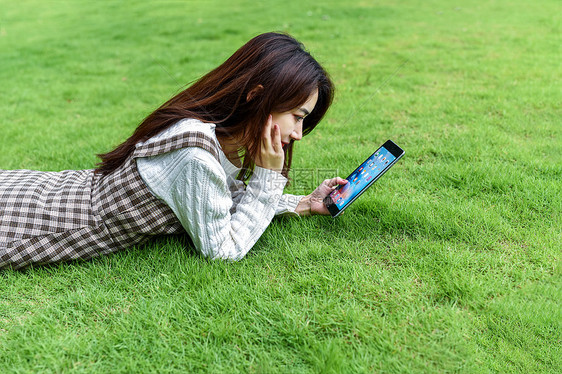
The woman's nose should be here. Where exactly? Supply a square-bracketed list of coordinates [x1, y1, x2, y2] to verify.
[291, 123, 303, 141]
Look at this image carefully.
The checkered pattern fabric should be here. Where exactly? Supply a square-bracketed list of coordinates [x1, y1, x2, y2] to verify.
[0, 131, 220, 270]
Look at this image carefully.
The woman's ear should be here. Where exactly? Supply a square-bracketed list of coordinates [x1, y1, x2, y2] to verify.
[246, 84, 264, 102]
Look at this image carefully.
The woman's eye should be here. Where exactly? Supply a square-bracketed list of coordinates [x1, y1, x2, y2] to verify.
[294, 115, 304, 122]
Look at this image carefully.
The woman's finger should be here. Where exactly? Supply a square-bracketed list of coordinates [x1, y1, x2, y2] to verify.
[261, 115, 273, 150]
[271, 123, 282, 153]
[324, 177, 348, 188]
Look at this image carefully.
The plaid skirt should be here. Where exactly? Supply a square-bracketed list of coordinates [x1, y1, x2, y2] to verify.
[0, 169, 106, 269]
[0, 131, 220, 270]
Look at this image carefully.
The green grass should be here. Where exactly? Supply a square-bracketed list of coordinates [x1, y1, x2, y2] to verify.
[1, 0, 560, 372]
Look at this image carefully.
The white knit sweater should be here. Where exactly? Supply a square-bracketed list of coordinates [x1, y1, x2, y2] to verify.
[136, 119, 303, 261]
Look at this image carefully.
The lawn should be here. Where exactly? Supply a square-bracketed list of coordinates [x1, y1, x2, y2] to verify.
[1, 0, 560, 372]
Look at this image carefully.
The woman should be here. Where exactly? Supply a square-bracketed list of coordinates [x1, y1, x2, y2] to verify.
[0, 32, 347, 270]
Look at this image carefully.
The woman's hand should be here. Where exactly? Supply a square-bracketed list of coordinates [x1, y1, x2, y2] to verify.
[296, 177, 348, 216]
[255, 115, 284, 172]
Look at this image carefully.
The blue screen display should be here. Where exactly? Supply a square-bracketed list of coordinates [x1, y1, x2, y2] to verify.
[329, 146, 396, 209]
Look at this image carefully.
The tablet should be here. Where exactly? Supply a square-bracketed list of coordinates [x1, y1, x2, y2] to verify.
[323, 140, 405, 217]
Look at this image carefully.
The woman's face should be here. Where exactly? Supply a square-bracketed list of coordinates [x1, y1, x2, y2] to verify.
[271, 89, 319, 148]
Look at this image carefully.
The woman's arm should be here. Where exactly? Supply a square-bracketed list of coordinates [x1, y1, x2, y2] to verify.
[229, 181, 303, 217]
[230, 177, 348, 217]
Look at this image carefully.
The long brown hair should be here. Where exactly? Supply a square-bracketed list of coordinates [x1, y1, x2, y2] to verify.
[95, 32, 334, 177]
